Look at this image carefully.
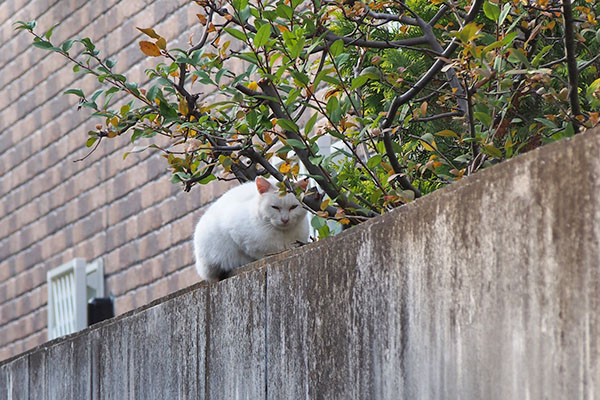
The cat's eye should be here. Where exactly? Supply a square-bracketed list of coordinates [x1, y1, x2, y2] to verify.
[290, 205, 298, 210]
[271, 206, 280, 210]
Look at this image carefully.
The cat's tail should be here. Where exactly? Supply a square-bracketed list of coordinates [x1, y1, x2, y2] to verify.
[194, 255, 229, 283]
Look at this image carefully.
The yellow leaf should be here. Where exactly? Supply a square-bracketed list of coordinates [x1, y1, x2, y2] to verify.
[291, 164, 299, 177]
[110, 116, 119, 127]
[264, 133, 273, 145]
[248, 81, 258, 91]
[340, 218, 351, 225]
[156, 37, 167, 50]
[139, 41, 162, 57]
[222, 40, 231, 53]
[434, 129, 459, 138]
[279, 163, 291, 173]
[420, 139, 437, 152]
[320, 199, 330, 211]
[137, 27, 161, 39]
[178, 98, 189, 116]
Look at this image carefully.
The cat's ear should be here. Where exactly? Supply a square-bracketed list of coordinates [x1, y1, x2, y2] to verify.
[295, 178, 309, 191]
[255, 177, 272, 194]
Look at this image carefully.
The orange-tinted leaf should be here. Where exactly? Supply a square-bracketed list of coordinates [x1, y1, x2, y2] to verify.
[196, 13, 207, 25]
[139, 41, 162, 56]
[420, 101, 428, 117]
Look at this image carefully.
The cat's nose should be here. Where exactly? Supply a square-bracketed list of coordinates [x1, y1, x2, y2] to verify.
[281, 217, 289, 224]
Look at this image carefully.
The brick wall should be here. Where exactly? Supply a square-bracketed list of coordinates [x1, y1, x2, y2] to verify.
[0, 0, 227, 361]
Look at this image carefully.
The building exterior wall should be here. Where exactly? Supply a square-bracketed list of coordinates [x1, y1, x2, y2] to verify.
[0, 0, 226, 360]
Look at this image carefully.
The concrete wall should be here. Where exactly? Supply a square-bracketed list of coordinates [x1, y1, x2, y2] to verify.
[0, 1, 228, 359]
[1, 130, 599, 399]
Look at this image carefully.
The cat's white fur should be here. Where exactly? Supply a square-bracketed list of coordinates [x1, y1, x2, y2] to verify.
[193, 177, 309, 282]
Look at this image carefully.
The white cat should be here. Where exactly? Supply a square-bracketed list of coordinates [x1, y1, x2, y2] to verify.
[193, 177, 309, 282]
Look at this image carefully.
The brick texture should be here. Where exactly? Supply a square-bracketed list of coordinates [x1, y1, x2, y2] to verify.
[0, 0, 229, 360]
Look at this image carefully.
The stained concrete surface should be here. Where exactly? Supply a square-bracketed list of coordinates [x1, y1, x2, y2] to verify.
[1, 130, 599, 399]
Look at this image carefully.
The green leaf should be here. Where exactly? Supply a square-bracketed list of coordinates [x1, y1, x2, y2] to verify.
[305, 113, 319, 135]
[159, 101, 179, 123]
[534, 117, 557, 129]
[90, 89, 104, 102]
[474, 112, 492, 127]
[326, 96, 341, 125]
[64, 88, 85, 97]
[329, 39, 344, 57]
[452, 22, 483, 43]
[224, 27, 247, 41]
[507, 48, 531, 68]
[586, 78, 600, 102]
[290, 36, 305, 59]
[276, 3, 294, 20]
[277, 118, 299, 133]
[498, 3, 512, 25]
[285, 138, 307, 149]
[483, 144, 502, 158]
[483, 1, 500, 22]
[234, 52, 260, 65]
[351, 75, 369, 90]
[360, 66, 381, 80]
[367, 155, 382, 169]
[500, 31, 518, 47]
[290, 70, 309, 86]
[32, 39, 54, 50]
[86, 137, 98, 147]
[78, 37, 95, 52]
[61, 40, 73, 53]
[314, 68, 334, 87]
[14, 20, 36, 31]
[196, 173, 217, 184]
[564, 123, 575, 137]
[254, 23, 271, 48]
[45, 24, 59, 40]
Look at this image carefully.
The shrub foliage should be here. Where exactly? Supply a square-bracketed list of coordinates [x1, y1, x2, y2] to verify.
[17, 0, 600, 236]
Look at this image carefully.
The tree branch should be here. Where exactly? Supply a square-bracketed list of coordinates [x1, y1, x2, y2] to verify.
[236, 81, 376, 218]
[562, 0, 582, 128]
